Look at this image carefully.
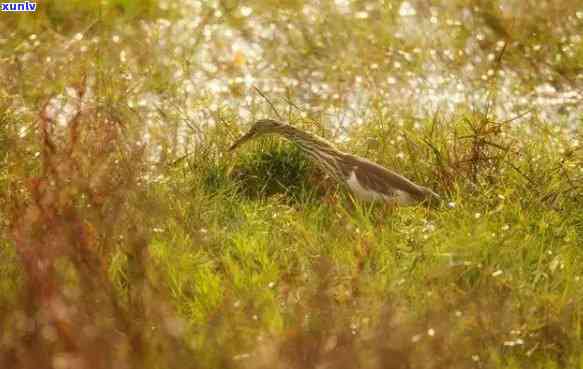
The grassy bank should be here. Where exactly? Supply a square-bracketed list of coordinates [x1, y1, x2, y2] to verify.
[2, 94, 582, 368]
[1, 1, 582, 368]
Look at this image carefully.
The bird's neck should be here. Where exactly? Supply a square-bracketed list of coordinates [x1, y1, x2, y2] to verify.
[276, 125, 345, 179]
[277, 125, 338, 153]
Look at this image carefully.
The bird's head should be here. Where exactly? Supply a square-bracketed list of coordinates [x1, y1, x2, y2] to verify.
[229, 119, 284, 152]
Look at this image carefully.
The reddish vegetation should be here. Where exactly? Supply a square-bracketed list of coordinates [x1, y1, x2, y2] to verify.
[3, 82, 173, 369]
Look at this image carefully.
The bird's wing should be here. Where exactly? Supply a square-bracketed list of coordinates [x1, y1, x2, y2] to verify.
[348, 155, 424, 197]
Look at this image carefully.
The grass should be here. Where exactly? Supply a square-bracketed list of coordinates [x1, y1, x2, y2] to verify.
[149, 117, 583, 367]
[1, 82, 582, 367]
[1, 1, 583, 368]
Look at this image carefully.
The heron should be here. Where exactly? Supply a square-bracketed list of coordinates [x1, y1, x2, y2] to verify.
[229, 119, 440, 206]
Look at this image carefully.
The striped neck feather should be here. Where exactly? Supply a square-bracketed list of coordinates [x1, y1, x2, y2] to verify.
[276, 125, 345, 180]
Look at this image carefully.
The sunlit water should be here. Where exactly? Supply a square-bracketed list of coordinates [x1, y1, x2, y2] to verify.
[45, 1, 583, 156]
[164, 2, 579, 120]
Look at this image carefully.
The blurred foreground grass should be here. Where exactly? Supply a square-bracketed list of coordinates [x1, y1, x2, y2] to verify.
[1, 1, 582, 368]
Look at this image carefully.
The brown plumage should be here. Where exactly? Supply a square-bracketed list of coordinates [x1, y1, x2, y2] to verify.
[229, 119, 440, 205]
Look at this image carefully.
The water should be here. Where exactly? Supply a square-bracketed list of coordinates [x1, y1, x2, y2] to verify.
[45, 0, 583, 156]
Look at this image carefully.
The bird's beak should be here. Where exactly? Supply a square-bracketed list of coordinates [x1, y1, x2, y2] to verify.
[228, 131, 254, 152]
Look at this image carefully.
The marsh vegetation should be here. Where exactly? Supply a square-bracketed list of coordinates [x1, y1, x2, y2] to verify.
[1, 1, 582, 368]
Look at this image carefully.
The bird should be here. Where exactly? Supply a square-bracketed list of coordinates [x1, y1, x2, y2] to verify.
[228, 119, 440, 206]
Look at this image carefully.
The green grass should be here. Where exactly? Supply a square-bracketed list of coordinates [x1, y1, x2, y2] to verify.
[0, 1, 582, 368]
[109, 110, 581, 368]
[1, 94, 582, 367]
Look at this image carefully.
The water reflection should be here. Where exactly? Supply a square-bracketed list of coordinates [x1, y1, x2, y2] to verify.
[144, 2, 580, 136]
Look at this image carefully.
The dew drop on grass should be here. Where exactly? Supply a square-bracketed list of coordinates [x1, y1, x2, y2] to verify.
[240, 6, 252, 17]
[399, 2, 416, 16]
[492, 270, 503, 277]
[355, 11, 369, 19]
[233, 353, 251, 361]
